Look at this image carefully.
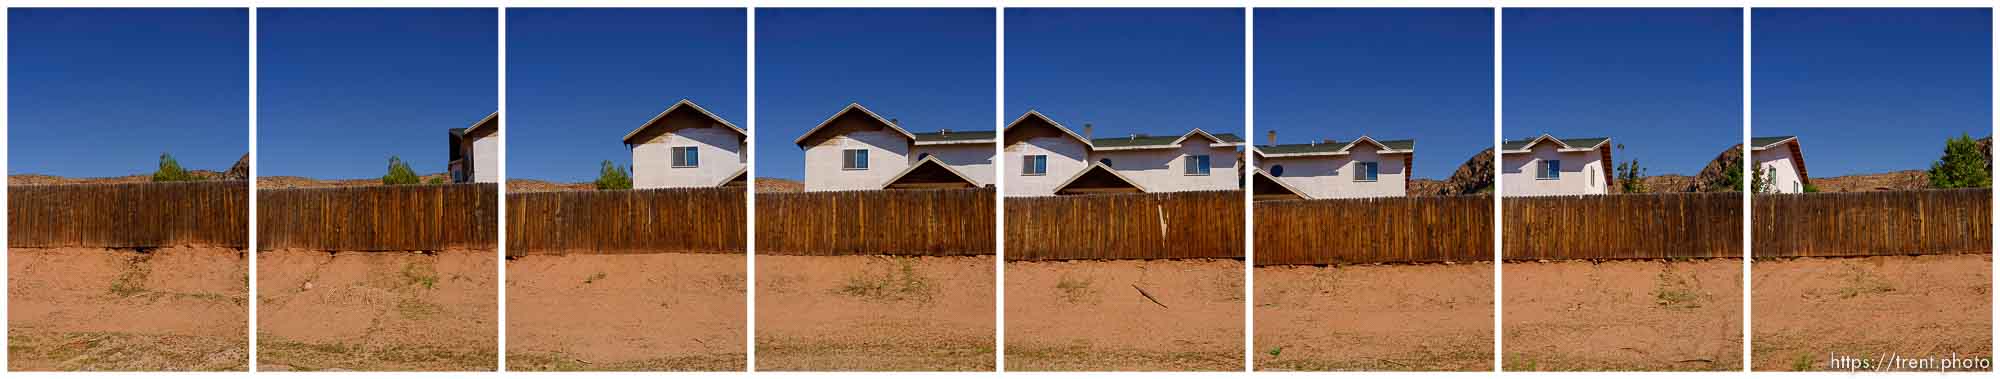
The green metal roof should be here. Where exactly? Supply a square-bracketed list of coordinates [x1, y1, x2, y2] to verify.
[1502, 136, 1608, 151]
[1257, 138, 1414, 155]
[1091, 132, 1243, 148]
[913, 130, 996, 143]
[1750, 136, 1795, 149]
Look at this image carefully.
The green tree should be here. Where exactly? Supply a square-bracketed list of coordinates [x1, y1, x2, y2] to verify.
[1751, 165, 1777, 193]
[382, 156, 420, 185]
[151, 152, 198, 182]
[1928, 133, 1991, 189]
[425, 176, 448, 185]
[1705, 159, 1743, 192]
[1613, 144, 1648, 193]
[594, 160, 633, 190]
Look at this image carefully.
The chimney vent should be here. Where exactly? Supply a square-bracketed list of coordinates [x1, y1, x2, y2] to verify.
[1266, 130, 1276, 146]
[889, 118, 900, 126]
[941, 128, 950, 136]
[1083, 123, 1093, 139]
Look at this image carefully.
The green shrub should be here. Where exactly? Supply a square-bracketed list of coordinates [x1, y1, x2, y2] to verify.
[1929, 133, 1990, 189]
[594, 160, 633, 190]
[151, 153, 198, 182]
[382, 156, 421, 185]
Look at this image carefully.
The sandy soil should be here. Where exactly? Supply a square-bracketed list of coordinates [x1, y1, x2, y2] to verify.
[1254, 263, 1493, 371]
[755, 255, 995, 371]
[1752, 254, 1991, 371]
[1502, 259, 1743, 371]
[1005, 259, 1245, 371]
[256, 249, 497, 371]
[506, 253, 746, 371]
[9, 247, 249, 371]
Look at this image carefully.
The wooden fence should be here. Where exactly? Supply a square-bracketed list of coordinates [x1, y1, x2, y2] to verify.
[9, 181, 248, 248]
[507, 188, 745, 256]
[258, 183, 497, 251]
[1503, 192, 1741, 260]
[757, 188, 994, 256]
[1005, 190, 1244, 261]
[1753, 189, 1990, 257]
[1255, 195, 1491, 265]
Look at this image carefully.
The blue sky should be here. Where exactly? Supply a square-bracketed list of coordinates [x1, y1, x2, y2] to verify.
[510, 8, 744, 182]
[259, 8, 496, 179]
[1257, 8, 1491, 179]
[1754, 8, 1991, 176]
[10, 8, 247, 177]
[756, 8, 994, 180]
[1504, 8, 1743, 175]
[1007, 8, 1245, 144]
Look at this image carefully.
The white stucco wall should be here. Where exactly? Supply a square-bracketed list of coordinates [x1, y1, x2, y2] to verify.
[1091, 140, 1239, 193]
[632, 126, 744, 189]
[803, 129, 910, 191]
[1499, 144, 1607, 196]
[912, 143, 995, 187]
[472, 131, 500, 183]
[1257, 145, 1407, 199]
[1003, 136, 1091, 197]
[1753, 144, 1805, 193]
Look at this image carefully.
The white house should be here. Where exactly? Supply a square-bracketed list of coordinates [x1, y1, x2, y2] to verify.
[1251, 134, 1413, 199]
[1001, 110, 1244, 197]
[1499, 134, 1612, 196]
[1751, 136, 1810, 193]
[621, 99, 747, 189]
[449, 111, 500, 183]
[794, 103, 995, 191]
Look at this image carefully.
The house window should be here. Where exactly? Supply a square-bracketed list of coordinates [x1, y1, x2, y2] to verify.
[1794, 182, 1801, 192]
[1023, 155, 1047, 176]
[671, 146, 699, 168]
[1538, 160, 1560, 180]
[842, 149, 869, 170]
[1354, 162, 1378, 182]
[1185, 155, 1212, 176]
[1099, 158, 1113, 167]
[1271, 165, 1285, 177]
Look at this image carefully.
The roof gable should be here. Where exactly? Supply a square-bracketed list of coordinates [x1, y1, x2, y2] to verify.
[881, 156, 981, 190]
[1750, 136, 1797, 151]
[1003, 110, 1090, 147]
[464, 111, 499, 138]
[622, 99, 744, 145]
[1501, 134, 1609, 154]
[716, 168, 748, 188]
[1255, 135, 1414, 158]
[1094, 129, 1245, 150]
[1251, 169, 1308, 200]
[1053, 162, 1148, 195]
[793, 103, 916, 148]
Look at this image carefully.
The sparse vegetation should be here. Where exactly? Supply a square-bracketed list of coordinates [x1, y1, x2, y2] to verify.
[594, 160, 633, 190]
[1791, 352, 1815, 371]
[584, 272, 607, 284]
[1614, 144, 1648, 193]
[1652, 268, 1704, 309]
[425, 176, 448, 185]
[1055, 275, 1097, 304]
[382, 156, 421, 185]
[402, 262, 437, 290]
[152, 153, 199, 182]
[834, 257, 932, 303]
[1706, 159, 1743, 192]
[1835, 265, 1894, 299]
[1928, 133, 1990, 189]
[1751, 165, 1777, 193]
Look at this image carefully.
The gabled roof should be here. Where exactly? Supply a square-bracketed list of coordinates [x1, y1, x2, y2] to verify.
[792, 103, 916, 148]
[716, 168, 748, 188]
[1501, 134, 1609, 154]
[913, 130, 997, 145]
[622, 99, 745, 145]
[1003, 110, 1091, 145]
[1093, 128, 1245, 150]
[1750, 136, 1797, 151]
[1255, 136, 1416, 158]
[1053, 162, 1148, 195]
[464, 111, 499, 138]
[1250, 169, 1309, 200]
[881, 156, 981, 189]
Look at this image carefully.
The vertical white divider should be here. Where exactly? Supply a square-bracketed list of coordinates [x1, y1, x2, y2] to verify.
[245, 7, 259, 372]
[494, 6, 508, 372]
[745, 6, 759, 372]
[1491, 6, 1505, 372]
[1740, 6, 1754, 373]
[1240, 5, 1256, 373]
[993, 5, 1008, 373]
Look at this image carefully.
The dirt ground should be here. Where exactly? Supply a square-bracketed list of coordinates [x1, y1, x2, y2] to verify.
[1254, 262, 1493, 371]
[9, 247, 249, 371]
[1502, 259, 1743, 371]
[256, 249, 497, 371]
[755, 254, 994, 371]
[1752, 254, 1991, 371]
[506, 253, 746, 371]
[1005, 259, 1245, 371]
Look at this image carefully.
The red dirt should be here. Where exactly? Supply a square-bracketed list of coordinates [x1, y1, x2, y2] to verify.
[755, 255, 995, 371]
[755, 177, 803, 193]
[1254, 262, 1493, 371]
[1751, 254, 1991, 371]
[256, 174, 453, 189]
[1005, 259, 1245, 371]
[506, 253, 746, 371]
[1502, 259, 1743, 371]
[9, 247, 249, 371]
[255, 249, 497, 371]
[505, 179, 594, 193]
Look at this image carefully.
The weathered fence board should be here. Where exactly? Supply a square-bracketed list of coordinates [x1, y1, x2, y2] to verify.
[757, 188, 994, 256]
[1255, 195, 1492, 265]
[1753, 189, 1990, 257]
[1503, 192, 1741, 260]
[507, 188, 745, 256]
[9, 181, 249, 248]
[258, 183, 497, 251]
[1005, 190, 1244, 261]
